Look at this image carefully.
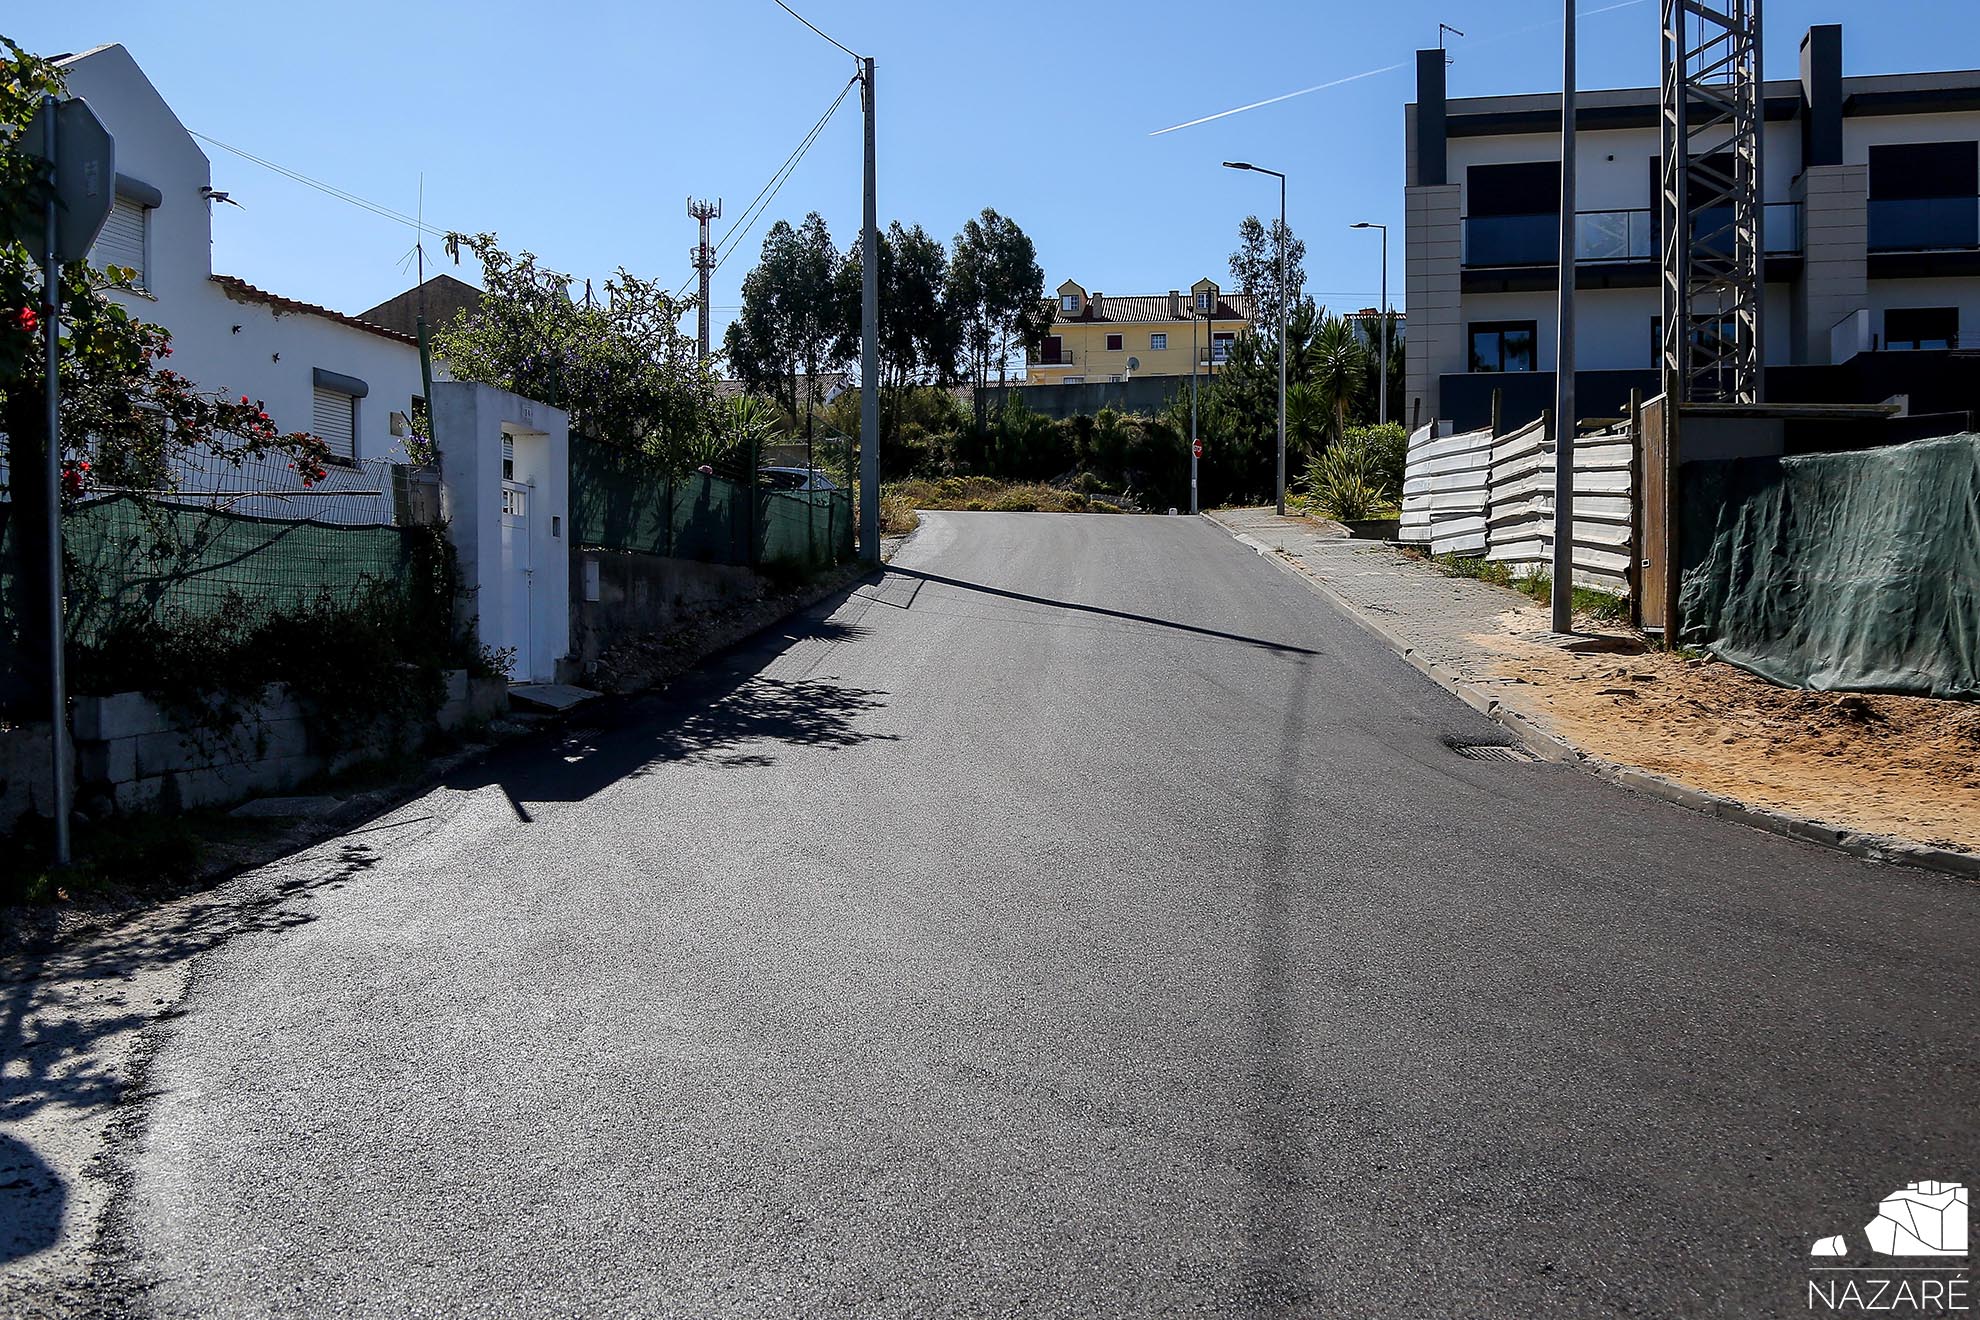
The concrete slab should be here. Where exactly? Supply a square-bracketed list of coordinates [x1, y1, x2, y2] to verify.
[508, 683, 601, 713]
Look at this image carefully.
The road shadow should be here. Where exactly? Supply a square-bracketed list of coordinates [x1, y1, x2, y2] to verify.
[443, 599, 895, 819]
[0, 842, 383, 1257]
[0, 1132, 62, 1265]
[883, 568, 1321, 656]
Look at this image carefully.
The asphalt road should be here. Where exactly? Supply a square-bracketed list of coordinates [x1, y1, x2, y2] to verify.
[113, 513, 1977, 1318]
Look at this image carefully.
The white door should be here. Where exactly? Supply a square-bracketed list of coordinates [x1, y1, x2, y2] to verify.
[499, 480, 532, 679]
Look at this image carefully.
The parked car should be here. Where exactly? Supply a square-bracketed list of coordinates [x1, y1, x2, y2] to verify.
[759, 467, 840, 492]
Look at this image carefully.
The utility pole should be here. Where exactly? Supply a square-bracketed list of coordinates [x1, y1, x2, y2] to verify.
[1190, 300, 1200, 515]
[1551, 0, 1577, 633]
[858, 57, 880, 564]
[688, 197, 722, 361]
[40, 96, 71, 865]
[1352, 221, 1391, 426]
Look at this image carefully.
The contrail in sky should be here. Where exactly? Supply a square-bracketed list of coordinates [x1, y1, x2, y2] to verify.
[1148, 0, 1653, 137]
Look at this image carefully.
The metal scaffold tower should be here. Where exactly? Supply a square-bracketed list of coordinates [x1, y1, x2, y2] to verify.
[687, 197, 722, 361]
[1660, 0, 1765, 403]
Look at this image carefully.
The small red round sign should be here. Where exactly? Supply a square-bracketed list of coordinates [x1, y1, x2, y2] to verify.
[1192, 441, 1204, 457]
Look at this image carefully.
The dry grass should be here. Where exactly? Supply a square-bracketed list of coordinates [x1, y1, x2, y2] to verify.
[886, 476, 1120, 515]
[879, 489, 921, 536]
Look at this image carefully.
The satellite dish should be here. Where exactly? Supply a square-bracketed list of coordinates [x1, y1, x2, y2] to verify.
[1127, 356, 1140, 371]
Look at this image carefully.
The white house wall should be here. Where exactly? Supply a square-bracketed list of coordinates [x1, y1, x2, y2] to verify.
[1460, 285, 1794, 373]
[59, 44, 427, 466]
[1447, 121, 1804, 215]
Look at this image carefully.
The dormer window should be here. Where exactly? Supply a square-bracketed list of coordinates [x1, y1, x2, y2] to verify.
[1061, 293, 1080, 313]
[1195, 290, 1212, 312]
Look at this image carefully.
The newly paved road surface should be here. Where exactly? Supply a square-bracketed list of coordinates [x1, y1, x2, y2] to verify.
[114, 514, 1978, 1317]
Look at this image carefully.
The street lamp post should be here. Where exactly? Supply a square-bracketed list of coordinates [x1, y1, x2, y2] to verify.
[1224, 161, 1288, 516]
[1351, 221, 1390, 427]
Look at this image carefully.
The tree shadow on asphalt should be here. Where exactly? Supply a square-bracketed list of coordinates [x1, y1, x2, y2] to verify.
[442, 614, 896, 820]
[0, 841, 383, 1261]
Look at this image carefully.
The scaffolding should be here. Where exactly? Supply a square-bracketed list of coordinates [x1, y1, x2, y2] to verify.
[1660, 0, 1765, 403]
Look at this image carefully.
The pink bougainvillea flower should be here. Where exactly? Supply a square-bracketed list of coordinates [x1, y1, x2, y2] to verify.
[17, 306, 37, 333]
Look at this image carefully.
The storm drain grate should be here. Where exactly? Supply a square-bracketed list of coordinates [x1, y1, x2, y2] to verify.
[1448, 739, 1541, 763]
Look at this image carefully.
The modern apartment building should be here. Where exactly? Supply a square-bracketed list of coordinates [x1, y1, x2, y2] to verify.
[1405, 24, 1980, 431]
[1027, 279, 1257, 384]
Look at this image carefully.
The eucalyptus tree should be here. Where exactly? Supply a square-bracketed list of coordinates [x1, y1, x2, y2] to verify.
[723, 213, 847, 443]
[948, 208, 1051, 430]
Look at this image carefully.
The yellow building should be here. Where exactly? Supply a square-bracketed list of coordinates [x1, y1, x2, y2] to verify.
[1028, 278, 1258, 384]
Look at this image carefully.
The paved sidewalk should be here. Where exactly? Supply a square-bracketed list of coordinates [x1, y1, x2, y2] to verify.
[1208, 507, 1550, 699]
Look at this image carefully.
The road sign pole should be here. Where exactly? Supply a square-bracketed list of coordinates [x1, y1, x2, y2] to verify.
[41, 95, 72, 864]
[1189, 309, 1199, 514]
[858, 57, 880, 564]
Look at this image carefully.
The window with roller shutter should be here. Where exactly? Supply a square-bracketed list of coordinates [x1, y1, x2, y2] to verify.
[92, 196, 148, 288]
[311, 386, 356, 459]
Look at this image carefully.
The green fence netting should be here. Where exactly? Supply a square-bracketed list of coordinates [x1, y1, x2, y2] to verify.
[570, 434, 854, 571]
[0, 494, 430, 709]
[1679, 433, 1980, 699]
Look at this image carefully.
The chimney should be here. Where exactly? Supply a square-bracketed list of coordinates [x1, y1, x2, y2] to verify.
[1089, 291, 1103, 318]
[1801, 24, 1843, 169]
[1413, 48, 1448, 187]
[1169, 289, 1181, 318]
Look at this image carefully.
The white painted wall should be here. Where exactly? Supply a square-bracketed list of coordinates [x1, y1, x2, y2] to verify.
[57, 44, 427, 466]
[432, 383, 570, 684]
[1448, 121, 1805, 215]
[1460, 286, 1794, 371]
[1864, 276, 1980, 349]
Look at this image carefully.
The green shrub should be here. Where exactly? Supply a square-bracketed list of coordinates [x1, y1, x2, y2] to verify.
[1302, 442, 1394, 521]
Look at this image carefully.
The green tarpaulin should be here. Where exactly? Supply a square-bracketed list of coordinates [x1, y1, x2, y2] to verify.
[1679, 433, 1980, 699]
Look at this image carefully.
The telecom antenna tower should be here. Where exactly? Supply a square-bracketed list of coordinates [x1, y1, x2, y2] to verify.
[1660, 0, 1764, 403]
[687, 197, 722, 360]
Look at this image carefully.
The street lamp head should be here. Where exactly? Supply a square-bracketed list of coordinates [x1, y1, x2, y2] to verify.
[1222, 161, 1252, 171]
[1350, 221, 1373, 229]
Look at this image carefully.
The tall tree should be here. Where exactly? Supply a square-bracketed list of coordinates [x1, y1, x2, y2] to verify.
[723, 213, 846, 444]
[1228, 214, 1307, 342]
[833, 221, 959, 449]
[948, 209, 1051, 431]
[434, 233, 714, 462]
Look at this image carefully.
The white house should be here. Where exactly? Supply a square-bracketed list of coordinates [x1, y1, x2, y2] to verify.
[56, 43, 429, 469]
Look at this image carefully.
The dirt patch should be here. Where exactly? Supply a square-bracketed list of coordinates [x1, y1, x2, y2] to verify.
[1481, 623, 1980, 855]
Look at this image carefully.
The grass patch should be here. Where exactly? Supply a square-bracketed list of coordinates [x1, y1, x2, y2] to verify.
[879, 489, 921, 536]
[1430, 554, 1629, 623]
[885, 476, 1121, 515]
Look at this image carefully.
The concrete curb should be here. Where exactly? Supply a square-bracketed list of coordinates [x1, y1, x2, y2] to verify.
[1214, 517, 1980, 884]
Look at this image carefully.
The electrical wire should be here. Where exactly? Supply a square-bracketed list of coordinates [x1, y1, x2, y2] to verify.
[188, 130, 458, 238]
[674, 73, 859, 298]
[771, 0, 862, 60]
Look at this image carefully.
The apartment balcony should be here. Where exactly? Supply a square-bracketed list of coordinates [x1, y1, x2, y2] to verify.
[1030, 350, 1078, 367]
[1869, 197, 1980, 251]
[1459, 203, 1803, 291]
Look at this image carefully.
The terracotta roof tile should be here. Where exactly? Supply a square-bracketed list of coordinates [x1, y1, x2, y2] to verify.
[211, 275, 419, 347]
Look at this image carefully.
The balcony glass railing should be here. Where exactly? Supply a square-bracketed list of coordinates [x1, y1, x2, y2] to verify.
[1868, 197, 1980, 252]
[1464, 202, 1803, 267]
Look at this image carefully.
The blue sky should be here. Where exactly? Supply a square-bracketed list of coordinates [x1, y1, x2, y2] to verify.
[22, 2, 1980, 346]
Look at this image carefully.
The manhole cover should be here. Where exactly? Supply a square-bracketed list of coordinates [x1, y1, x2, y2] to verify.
[1448, 739, 1540, 762]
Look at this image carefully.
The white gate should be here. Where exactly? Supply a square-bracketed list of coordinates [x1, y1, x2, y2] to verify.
[499, 479, 532, 678]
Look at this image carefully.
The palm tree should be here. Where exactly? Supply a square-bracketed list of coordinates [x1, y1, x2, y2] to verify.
[1306, 315, 1369, 445]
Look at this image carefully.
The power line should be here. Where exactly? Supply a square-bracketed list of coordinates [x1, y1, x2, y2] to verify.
[771, 0, 862, 60]
[673, 74, 859, 298]
[189, 130, 458, 238]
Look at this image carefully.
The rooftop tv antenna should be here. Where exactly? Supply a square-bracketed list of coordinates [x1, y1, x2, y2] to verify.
[687, 196, 723, 360]
[1439, 23, 1464, 62]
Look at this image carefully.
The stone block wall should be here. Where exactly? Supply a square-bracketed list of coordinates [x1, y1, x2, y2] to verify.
[70, 669, 505, 814]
